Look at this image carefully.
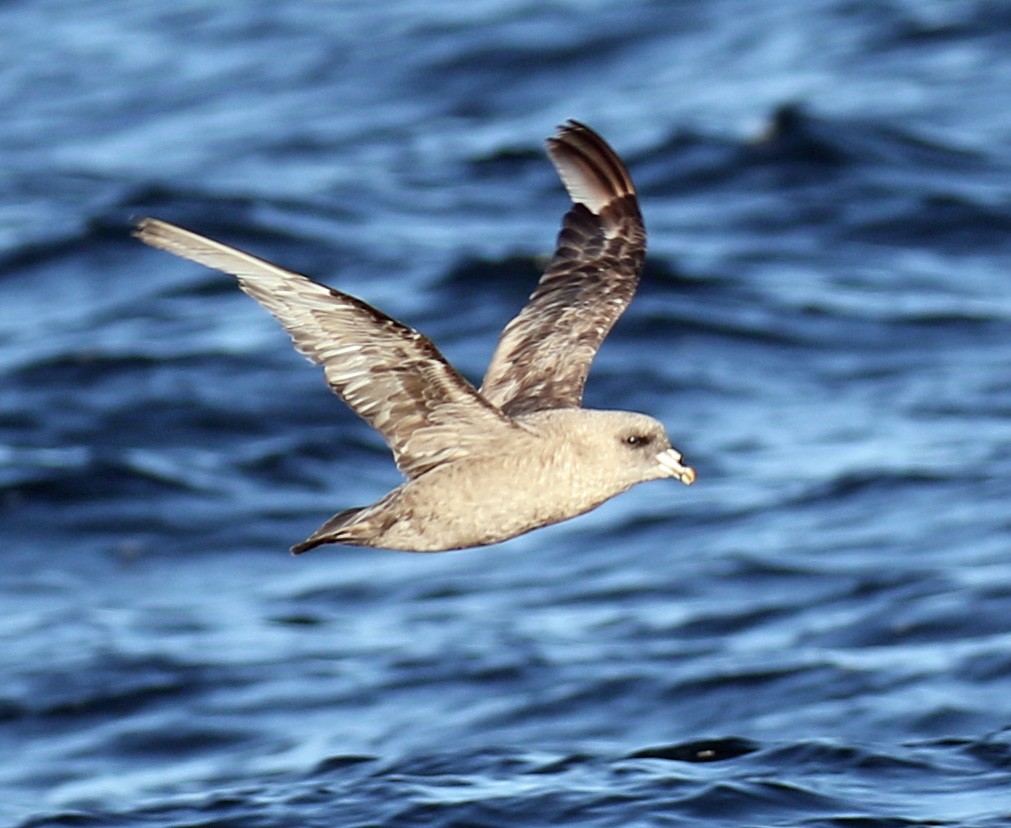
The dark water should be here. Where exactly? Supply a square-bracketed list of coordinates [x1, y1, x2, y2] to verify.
[4, 0, 1011, 825]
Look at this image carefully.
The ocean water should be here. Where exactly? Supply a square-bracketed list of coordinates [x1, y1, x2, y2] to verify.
[4, 0, 1011, 825]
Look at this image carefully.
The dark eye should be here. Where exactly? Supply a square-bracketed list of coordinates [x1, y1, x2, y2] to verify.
[623, 434, 652, 448]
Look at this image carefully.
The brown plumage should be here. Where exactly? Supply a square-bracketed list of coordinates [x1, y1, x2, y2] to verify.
[481, 122, 645, 414]
[134, 120, 695, 553]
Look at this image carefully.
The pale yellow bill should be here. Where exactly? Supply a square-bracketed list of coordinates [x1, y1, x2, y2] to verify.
[657, 448, 696, 485]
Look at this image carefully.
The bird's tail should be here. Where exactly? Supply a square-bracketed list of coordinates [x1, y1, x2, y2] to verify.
[290, 506, 367, 554]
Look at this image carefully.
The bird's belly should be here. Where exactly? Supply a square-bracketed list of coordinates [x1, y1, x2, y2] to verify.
[378, 457, 618, 552]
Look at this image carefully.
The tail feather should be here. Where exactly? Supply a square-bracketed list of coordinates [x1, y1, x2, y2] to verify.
[290, 506, 367, 554]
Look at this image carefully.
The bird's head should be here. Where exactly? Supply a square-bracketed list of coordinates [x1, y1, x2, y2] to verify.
[608, 412, 696, 486]
[535, 409, 696, 490]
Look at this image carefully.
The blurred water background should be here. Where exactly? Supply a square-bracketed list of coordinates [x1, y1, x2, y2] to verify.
[4, 1, 1011, 825]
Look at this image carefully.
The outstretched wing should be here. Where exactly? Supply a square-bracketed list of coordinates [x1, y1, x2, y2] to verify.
[480, 120, 646, 415]
[135, 219, 515, 478]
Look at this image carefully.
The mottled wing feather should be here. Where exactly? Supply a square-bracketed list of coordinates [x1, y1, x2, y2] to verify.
[135, 219, 515, 478]
[480, 120, 646, 415]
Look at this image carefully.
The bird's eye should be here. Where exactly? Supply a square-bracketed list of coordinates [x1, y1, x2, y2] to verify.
[624, 434, 652, 448]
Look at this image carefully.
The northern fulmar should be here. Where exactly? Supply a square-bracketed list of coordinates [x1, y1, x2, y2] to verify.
[135, 120, 696, 553]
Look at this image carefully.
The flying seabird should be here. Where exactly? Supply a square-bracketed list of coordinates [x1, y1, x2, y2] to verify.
[135, 120, 696, 553]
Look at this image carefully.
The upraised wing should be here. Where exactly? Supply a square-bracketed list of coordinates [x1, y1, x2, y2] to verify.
[480, 120, 646, 415]
[135, 219, 516, 478]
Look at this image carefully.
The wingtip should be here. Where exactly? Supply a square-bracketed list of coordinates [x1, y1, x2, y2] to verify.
[133, 217, 177, 247]
[544, 119, 636, 213]
[132, 216, 154, 238]
[544, 119, 590, 158]
[551, 118, 591, 139]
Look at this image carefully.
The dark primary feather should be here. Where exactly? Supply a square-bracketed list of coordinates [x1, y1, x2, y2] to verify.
[134, 219, 516, 479]
[480, 120, 646, 415]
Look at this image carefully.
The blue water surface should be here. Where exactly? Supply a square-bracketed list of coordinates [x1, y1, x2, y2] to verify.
[4, 1, 1011, 825]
